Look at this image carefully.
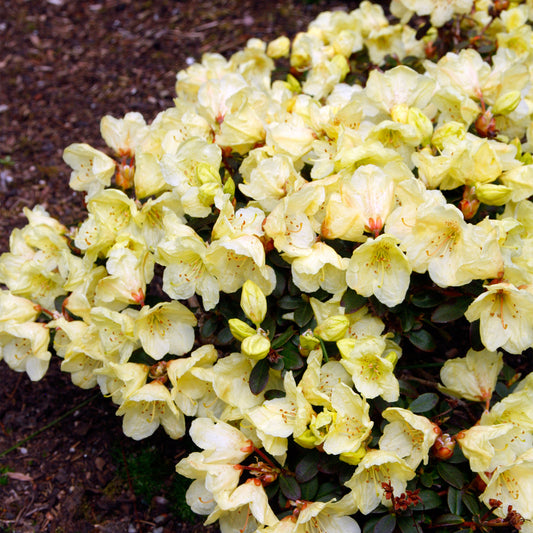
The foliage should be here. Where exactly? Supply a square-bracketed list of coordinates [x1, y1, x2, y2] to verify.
[0, 0, 533, 531]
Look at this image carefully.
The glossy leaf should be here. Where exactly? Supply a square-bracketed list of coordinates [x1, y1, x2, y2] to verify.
[294, 301, 314, 328]
[433, 513, 465, 526]
[249, 358, 270, 395]
[409, 393, 439, 413]
[374, 514, 396, 533]
[279, 474, 301, 501]
[295, 453, 319, 483]
[437, 463, 468, 489]
[397, 516, 423, 533]
[271, 327, 295, 349]
[431, 297, 470, 323]
[407, 329, 436, 352]
[300, 476, 319, 501]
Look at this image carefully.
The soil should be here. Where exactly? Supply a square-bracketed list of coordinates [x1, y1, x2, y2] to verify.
[0, 1, 359, 531]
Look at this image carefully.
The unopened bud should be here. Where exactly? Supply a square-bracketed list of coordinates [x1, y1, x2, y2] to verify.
[229, 318, 256, 341]
[384, 350, 399, 367]
[432, 433, 455, 460]
[475, 183, 513, 205]
[223, 175, 235, 197]
[241, 333, 271, 360]
[492, 91, 521, 115]
[340, 446, 367, 465]
[284, 74, 301, 93]
[241, 280, 267, 326]
[198, 182, 220, 206]
[299, 330, 320, 356]
[331, 54, 350, 81]
[294, 429, 319, 449]
[196, 163, 221, 185]
[314, 315, 350, 342]
[432, 121, 466, 150]
[267, 36, 290, 59]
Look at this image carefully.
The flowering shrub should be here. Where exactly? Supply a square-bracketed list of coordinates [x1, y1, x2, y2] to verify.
[1, 0, 533, 531]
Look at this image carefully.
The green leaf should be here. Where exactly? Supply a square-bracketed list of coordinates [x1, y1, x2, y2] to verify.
[433, 513, 465, 526]
[412, 490, 442, 511]
[315, 481, 341, 502]
[431, 297, 471, 323]
[374, 514, 396, 533]
[249, 358, 270, 395]
[200, 316, 218, 338]
[420, 471, 435, 488]
[341, 289, 367, 312]
[295, 453, 319, 483]
[447, 486, 462, 515]
[397, 516, 423, 533]
[363, 517, 382, 533]
[462, 492, 482, 515]
[282, 343, 304, 371]
[407, 329, 436, 352]
[437, 463, 468, 489]
[272, 327, 296, 349]
[294, 301, 314, 328]
[409, 393, 439, 413]
[279, 295, 303, 310]
[264, 389, 285, 400]
[299, 476, 319, 501]
[216, 326, 234, 345]
[411, 292, 444, 308]
[279, 474, 301, 501]
[398, 307, 417, 332]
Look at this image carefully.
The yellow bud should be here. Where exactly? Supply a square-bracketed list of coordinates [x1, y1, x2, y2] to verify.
[198, 182, 220, 206]
[492, 91, 521, 115]
[384, 350, 399, 367]
[299, 330, 320, 356]
[314, 315, 350, 342]
[196, 162, 221, 185]
[228, 318, 256, 341]
[294, 429, 319, 449]
[474, 183, 513, 205]
[432, 121, 466, 150]
[223, 175, 235, 197]
[241, 333, 271, 360]
[391, 103, 409, 124]
[331, 54, 350, 81]
[241, 280, 267, 326]
[267, 36, 291, 59]
[407, 107, 433, 145]
[340, 446, 367, 465]
[284, 74, 301, 94]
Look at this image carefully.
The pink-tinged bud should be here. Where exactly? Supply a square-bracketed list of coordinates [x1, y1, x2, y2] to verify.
[432, 433, 455, 460]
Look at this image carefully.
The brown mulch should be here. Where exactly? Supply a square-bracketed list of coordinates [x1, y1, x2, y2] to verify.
[0, 1, 357, 532]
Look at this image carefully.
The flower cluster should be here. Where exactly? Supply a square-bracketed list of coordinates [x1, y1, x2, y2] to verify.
[1, 1, 533, 531]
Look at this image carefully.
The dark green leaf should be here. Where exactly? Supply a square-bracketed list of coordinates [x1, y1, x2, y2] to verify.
[315, 481, 341, 502]
[374, 514, 396, 533]
[262, 313, 276, 340]
[272, 327, 296, 350]
[420, 471, 435, 488]
[300, 476, 319, 501]
[216, 326, 234, 345]
[397, 516, 423, 533]
[363, 517, 382, 533]
[264, 389, 285, 400]
[249, 358, 270, 395]
[431, 298, 471, 323]
[295, 453, 319, 483]
[407, 329, 436, 352]
[279, 475, 301, 501]
[341, 289, 367, 312]
[437, 463, 468, 489]
[398, 307, 417, 332]
[469, 320, 484, 351]
[294, 301, 314, 328]
[409, 393, 439, 413]
[317, 454, 340, 474]
[433, 513, 465, 526]
[279, 295, 303, 310]
[282, 343, 304, 371]
[412, 490, 442, 511]
[200, 316, 218, 338]
[411, 292, 444, 308]
[447, 486, 462, 515]
[462, 492, 482, 515]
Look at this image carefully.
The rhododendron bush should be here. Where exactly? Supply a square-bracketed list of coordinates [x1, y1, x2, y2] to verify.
[2, 0, 533, 531]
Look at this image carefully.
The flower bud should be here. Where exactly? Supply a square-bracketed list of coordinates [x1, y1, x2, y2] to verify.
[299, 330, 320, 356]
[294, 429, 320, 449]
[314, 315, 350, 342]
[384, 350, 399, 367]
[407, 107, 433, 145]
[198, 182, 220, 206]
[474, 183, 513, 205]
[492, 91, 521, 115]
[340, 446, 367, 465]
[431, 121, 466, 150]
[331, 54, 350, 81]
[432, 433, 455, 460]
[196, 162, 221, 185]
[228, 318, 256, 341]
[241, 280, 267, 326]
[391, 103, 409, 124]
[223, 175, 235, 197]
[267, 36, 290, 59]
[241, 333, 271, 360]
[284, 74, 301, 93]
